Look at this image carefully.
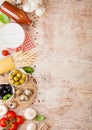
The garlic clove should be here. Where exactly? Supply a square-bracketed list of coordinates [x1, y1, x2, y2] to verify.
[35, 5, 46, 16]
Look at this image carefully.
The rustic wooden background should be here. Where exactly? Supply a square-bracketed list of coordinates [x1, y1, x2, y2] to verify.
[0, 0, 92, 130]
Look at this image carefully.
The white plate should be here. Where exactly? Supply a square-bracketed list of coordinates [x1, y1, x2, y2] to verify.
[0, 23, 25, 48]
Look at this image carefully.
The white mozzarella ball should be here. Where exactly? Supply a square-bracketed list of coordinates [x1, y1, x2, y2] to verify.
[35, 6, 46, 16]
[24, 108, 36, 120]
[27, 123, 36, 130]
[0, 105, 8, 116]
[23, 3, 32, 12]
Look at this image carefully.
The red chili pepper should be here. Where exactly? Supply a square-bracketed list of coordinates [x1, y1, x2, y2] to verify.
[2, 50, 9, 56]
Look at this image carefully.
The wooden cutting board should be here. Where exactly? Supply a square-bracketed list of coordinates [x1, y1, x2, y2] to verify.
[0, 73, 37, 110]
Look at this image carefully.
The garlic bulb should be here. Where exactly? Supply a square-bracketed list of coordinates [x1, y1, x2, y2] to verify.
[35, 6, 46, 16]
[23, 1, 37, 13]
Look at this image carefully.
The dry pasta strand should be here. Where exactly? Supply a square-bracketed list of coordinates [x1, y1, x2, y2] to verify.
[12, 50, 36, 68]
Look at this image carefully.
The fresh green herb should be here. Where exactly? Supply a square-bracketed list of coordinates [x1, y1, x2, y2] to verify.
[0, 13, 10, 24]
[23, 67, 34, 73]
[34, 115, 45, 121]
[3, 94, 12, 101]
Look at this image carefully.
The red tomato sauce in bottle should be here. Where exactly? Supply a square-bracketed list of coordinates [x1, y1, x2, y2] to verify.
[0, 1, 32, 25]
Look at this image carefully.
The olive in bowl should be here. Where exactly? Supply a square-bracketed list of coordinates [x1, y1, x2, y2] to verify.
[9, 69, 27, 87]
[0, 83, 14, 101]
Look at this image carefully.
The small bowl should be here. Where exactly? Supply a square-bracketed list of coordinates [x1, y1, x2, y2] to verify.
[0, 83, 15, 101]
[9, 68, 27, 87]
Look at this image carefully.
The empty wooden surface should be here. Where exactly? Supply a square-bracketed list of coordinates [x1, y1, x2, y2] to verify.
[29, 0, 92, 130]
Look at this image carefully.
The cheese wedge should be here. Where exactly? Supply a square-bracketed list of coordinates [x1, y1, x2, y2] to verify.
[0, 56, 15, 74]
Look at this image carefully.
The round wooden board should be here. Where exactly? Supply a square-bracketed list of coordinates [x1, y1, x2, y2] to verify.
[0, 73, 37, 110]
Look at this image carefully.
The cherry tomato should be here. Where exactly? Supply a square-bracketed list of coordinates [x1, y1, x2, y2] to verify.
[6, 111, 16, 119]
[0, 117, 8, 127]
[9, 122, 18, 130]
[16, 115, 24, 125]
[2, 50, 9, 56]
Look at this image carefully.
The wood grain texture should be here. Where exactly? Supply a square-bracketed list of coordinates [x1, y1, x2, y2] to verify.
[28, 0, 92, 130]
[0, 0, 92, 130]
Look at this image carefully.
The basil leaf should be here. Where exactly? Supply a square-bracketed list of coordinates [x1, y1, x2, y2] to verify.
[0, 13, 10, 24]
[3, 95, 7, 101]
[23, 67, 34, 73]
[3, 94, 12, 101]
[34, 115, 45, 121]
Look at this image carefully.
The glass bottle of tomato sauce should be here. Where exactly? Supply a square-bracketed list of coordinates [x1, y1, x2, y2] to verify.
[0, 1, 32, 25]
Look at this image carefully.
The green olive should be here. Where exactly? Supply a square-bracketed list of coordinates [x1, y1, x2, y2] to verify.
[10, 69, 26, 86]
[14, 77, 19, 81]
[22, 73, 26, 78]
[15, 82, 20, 86]
[14, 70, 20, 73]
[12, 70, 20, 75]
[10, 74, 13, 79]
[17, 72, 22, 78]
[20, 79, 25, 84]
[21, 77, 26, 81]
[22, 74, 26, 80]
[12, 72, 16, 76]
[10, 79, 15, 84]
